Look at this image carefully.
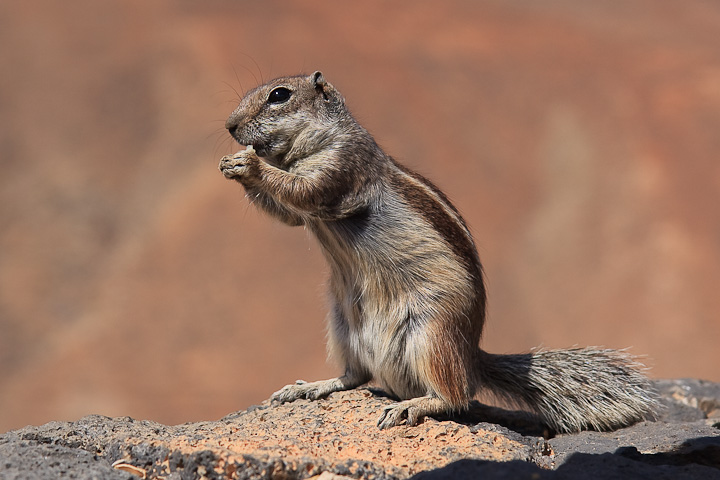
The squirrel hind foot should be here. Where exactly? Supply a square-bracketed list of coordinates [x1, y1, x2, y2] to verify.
[377, 396, 450, 429]
[271, 374, 368, 404]
[270, 378, 340, 403]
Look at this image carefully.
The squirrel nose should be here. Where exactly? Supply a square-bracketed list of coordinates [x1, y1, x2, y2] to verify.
[225, 117, 238, 135]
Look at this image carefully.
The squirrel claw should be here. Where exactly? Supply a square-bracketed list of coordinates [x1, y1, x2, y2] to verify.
[377, 403, 420, 429]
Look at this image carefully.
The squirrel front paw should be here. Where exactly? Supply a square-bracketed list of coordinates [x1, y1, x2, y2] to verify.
[219, 145, 259, 180]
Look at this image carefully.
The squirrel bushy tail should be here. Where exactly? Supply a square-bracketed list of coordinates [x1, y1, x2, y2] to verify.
[477, 347, 660, 433]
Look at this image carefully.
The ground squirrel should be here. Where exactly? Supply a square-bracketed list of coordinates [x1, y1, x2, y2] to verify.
[219, 71, 659, 432]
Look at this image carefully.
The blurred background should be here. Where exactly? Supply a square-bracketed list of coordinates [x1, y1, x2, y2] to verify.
[1, 0, 719, 433]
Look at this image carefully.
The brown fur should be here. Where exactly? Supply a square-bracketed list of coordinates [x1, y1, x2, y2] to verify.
[219, 72, 659, 432]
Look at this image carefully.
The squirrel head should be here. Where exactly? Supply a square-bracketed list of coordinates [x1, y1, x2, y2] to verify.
[225, 71, 346, 165]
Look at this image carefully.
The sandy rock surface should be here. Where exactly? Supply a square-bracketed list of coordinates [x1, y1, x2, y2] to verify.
[2, 379, 719, 479]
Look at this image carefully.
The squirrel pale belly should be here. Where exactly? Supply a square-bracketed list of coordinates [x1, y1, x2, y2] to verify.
[219, 71, 659, 432]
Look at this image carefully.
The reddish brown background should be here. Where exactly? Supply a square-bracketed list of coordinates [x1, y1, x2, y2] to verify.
[1, 0, 719, 433]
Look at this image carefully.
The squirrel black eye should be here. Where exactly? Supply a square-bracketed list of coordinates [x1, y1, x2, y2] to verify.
[267, 87, 292, 104]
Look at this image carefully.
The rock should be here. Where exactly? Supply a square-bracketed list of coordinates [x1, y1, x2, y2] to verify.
[0, 441, 134, 480]
[1, 380, 719, 479]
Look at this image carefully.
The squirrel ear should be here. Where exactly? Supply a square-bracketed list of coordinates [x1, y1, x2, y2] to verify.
[312, 71, 330, 100]
[312, 71, 326, 87]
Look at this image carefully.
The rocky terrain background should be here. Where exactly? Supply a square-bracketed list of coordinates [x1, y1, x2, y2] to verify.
[1, 0, 719, 435]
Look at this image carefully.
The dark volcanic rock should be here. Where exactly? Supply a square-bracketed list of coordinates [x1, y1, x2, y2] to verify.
[0, 440, 133, 480]
[1, 379, 719, 479]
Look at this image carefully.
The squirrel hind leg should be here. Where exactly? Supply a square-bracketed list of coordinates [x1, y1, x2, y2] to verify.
[377, 395, 452, 429]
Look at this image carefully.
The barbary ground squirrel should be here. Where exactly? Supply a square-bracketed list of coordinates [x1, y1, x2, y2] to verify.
[219, 71, 659, 432]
